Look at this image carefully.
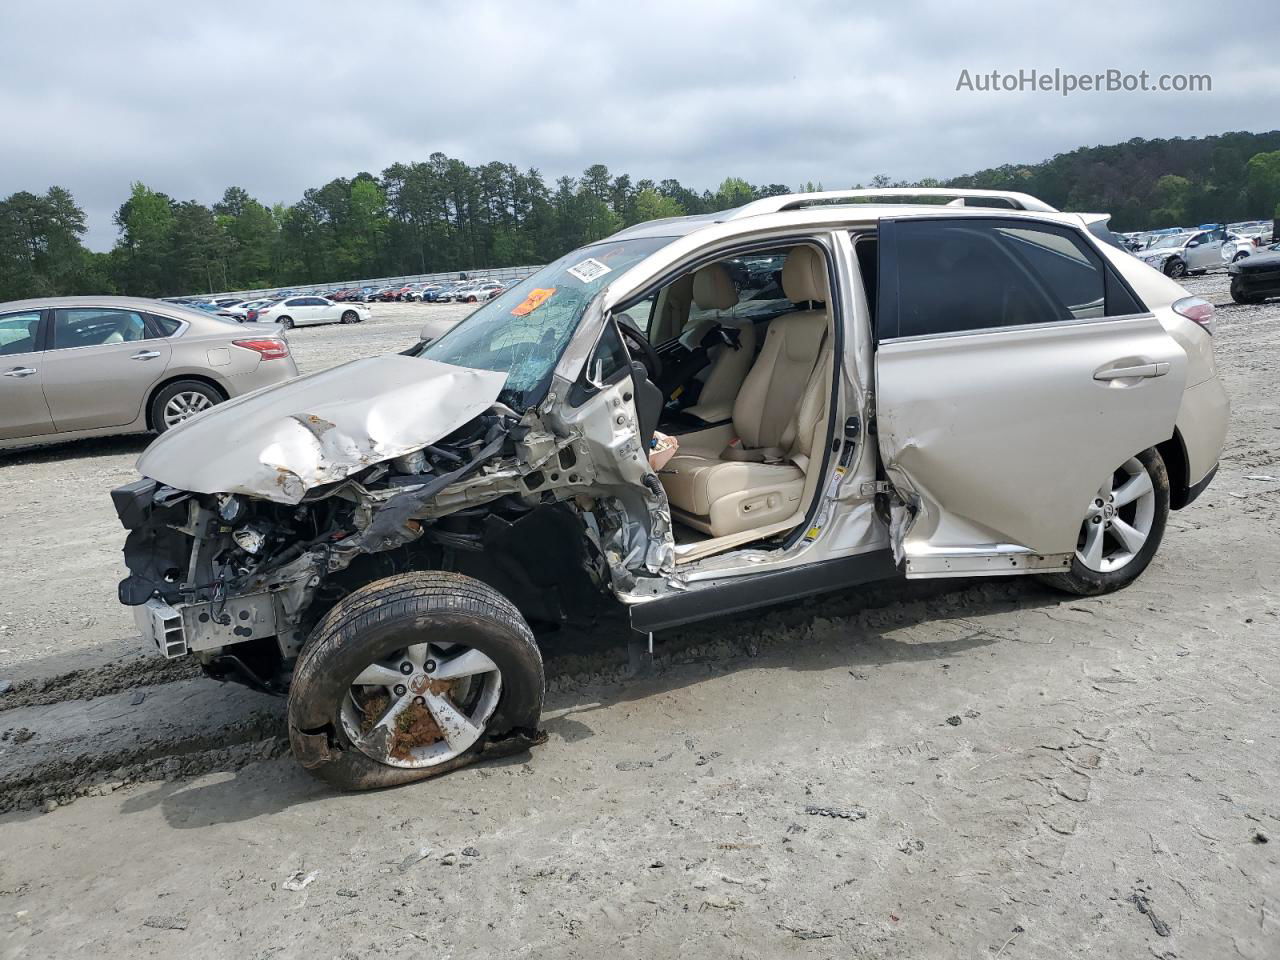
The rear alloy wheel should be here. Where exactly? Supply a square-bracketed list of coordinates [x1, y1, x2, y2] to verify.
[340, 310, 359, 324]
[1039, 448, 1169, 596]
[278, 316, 294, 329]
[287, 572, 544, 790]
[151, 380, 223, 433]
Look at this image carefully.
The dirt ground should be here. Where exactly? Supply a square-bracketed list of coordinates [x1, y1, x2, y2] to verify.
[1, 278, 1277, 959]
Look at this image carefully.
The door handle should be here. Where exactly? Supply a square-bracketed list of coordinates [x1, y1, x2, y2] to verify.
[1094, 359, 1168, 381]
[131, 350, 162, 360]
[3, 367, 37, 378]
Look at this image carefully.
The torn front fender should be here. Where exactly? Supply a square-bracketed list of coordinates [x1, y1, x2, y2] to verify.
[136, 355, 507, 504]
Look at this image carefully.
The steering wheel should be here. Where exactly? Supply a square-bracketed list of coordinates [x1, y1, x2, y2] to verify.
[615, 315, 663, 381]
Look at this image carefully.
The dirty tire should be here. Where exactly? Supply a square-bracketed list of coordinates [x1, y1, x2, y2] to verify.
[149, 379, 224, 434]
[1164, 258, 1187, 279]
[278, 316, 294, 329]
[340, 310, 358, 324]
[1038, 447, 1169, 597]
[287, 572, 544, 790]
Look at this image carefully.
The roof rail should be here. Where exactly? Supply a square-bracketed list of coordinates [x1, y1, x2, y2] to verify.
[729, 188, 1059, 218]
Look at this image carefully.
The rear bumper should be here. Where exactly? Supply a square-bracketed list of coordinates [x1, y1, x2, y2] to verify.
[225, 356, 299, 397]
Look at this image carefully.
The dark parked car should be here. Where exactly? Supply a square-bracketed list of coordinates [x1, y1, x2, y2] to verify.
[1228, 242, 1280, 304]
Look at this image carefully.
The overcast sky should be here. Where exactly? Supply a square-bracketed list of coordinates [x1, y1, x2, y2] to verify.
[2, 0, 1276, 250]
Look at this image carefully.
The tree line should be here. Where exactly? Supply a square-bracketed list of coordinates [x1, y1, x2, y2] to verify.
[3, 130, 1279, 302]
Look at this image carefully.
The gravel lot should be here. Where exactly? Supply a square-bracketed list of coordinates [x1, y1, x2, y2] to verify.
[1, 278, 1277, 959]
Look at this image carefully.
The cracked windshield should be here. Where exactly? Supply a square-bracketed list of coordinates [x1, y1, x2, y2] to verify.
[421, 235, 672, 409]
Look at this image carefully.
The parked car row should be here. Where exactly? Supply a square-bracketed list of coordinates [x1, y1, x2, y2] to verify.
[327, 278, 520, 303]
[1116, 220, 1277, 278]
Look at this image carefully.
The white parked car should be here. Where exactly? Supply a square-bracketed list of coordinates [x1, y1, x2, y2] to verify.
[114, 187, 1228, 791]
[1136, 229, 1237, 277]
[254, 296, 370, 329]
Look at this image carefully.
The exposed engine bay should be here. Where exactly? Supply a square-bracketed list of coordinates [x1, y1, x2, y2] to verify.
[114, 379, 675, 693]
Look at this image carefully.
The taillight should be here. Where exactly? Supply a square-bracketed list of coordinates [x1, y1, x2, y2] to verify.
[233, 338, 291, 360]
[1172, 296, 1214, 335]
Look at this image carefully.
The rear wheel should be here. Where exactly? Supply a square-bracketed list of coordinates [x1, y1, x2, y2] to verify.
[287, 572, 544, 790]
[1039, 447, 1169, 597]
[278, 316, 294, 329]
[151, 380, 224, 433]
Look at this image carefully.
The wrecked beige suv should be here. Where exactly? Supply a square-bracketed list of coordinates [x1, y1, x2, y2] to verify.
[113, 188, 1229, 789]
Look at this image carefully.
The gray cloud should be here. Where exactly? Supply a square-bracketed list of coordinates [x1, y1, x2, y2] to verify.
[1, 0, 1275, 249]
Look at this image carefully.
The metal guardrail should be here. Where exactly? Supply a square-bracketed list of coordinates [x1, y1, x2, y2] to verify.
[196, 264, 546, 302]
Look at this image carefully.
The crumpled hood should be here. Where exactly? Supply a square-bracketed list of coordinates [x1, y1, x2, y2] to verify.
[137, 354, 507, 503]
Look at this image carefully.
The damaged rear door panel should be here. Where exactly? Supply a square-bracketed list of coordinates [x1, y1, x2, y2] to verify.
[873, 216, 1187, 576]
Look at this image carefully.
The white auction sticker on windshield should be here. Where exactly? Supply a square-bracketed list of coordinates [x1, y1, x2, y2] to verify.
[566, 258, 611, 283]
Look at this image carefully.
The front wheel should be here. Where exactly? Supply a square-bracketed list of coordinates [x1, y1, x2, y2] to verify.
[287, 572, 544, 790]
[1165, 258, 1187, 279]
[340, 310, 359, 324]
[1039, 448, 1169, 597]
[1230, 278, 1263, 304]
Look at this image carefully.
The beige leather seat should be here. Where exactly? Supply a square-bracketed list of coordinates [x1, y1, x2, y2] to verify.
[660, 246, 831, 537]
[681, 263, 757, 423]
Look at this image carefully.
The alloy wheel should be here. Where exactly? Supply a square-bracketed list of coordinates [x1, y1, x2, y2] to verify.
[1075, 457, 1156, 573]
[161, 390, 214, 429]
[340, 641, 503, 768]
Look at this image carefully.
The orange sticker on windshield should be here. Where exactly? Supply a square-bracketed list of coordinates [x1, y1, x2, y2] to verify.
[511, 287, 555, 317]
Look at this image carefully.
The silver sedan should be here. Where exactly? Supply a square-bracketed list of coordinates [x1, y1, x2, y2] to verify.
[0, 296, 299, 450]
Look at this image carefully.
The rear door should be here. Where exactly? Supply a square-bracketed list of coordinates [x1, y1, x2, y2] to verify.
[874, 216, 1187, 577]
[40, 307, 173, 431]
[0, 309, 55, 440]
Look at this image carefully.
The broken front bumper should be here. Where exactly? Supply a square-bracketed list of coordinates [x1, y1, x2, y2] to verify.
[133, 592, 279, 660]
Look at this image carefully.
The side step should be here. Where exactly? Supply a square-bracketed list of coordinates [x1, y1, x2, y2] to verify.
[629, 549, 899, 633]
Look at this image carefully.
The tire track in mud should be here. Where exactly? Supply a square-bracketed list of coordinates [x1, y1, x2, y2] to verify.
[0, 710, 286, 814]
[0, 578, 1017, 814]
[1, 652, 201, 710]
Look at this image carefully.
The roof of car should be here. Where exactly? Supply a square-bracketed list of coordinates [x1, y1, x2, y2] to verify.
[0, 294, 214, 315]
[599, 189, 1121, 252]
[601, 202, 1098, 251]
[603, 188, 1069, 244]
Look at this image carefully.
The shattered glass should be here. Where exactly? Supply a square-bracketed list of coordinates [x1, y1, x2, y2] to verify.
[420, 236, 672, 410]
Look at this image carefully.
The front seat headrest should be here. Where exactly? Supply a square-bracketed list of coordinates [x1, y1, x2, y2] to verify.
[692, 263, 738, 310]
[782, 245, 827, 304]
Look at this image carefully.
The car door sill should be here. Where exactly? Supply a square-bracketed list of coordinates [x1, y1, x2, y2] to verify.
[903, 547, 1071, 578]
[629, 549, 899, 633]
